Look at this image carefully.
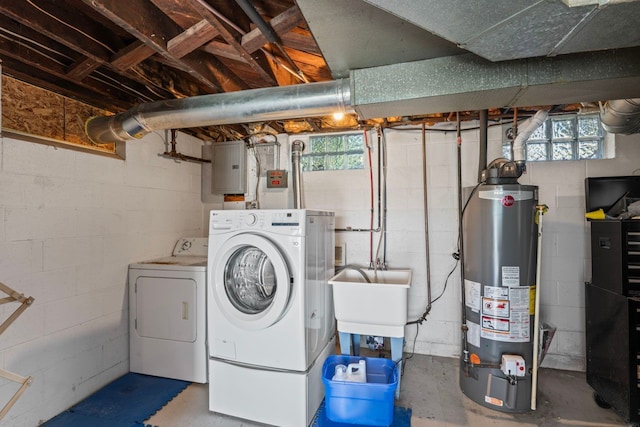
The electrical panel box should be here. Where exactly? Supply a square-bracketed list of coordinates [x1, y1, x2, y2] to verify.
[267, 170, 288, 188]
[211, 140, 246, 195]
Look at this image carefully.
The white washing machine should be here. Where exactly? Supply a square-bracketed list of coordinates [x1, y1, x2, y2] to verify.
[207, 209, 335, 427]
[129, 237, 208, 383]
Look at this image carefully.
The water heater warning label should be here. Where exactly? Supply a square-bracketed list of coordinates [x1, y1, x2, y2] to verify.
[481, 285, 530, 343]
[465, 279, 481, 313]
[482, 298, 509, 318]
[502, 266, 520, 286]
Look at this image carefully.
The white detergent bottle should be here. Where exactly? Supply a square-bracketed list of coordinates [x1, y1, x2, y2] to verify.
[346, 360, 367, 383]
[332, 364, 347, 381]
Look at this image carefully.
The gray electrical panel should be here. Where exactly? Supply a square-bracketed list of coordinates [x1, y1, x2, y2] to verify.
[210, 140, 246, 195]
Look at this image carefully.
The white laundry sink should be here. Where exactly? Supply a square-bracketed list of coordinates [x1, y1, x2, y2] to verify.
[329, 268, 412, 338]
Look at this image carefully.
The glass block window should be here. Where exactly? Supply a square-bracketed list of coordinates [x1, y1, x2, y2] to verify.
[301, 133, 365, 171]
[502, 113, 606, 162]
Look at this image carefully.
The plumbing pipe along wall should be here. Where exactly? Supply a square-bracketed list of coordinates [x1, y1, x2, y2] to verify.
[291, 140, 305, 209]
[478, 109, 488, 182]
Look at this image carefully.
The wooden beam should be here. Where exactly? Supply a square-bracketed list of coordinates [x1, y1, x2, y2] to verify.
[0, 35, 132, 102]
[66, 57, 101, 80]
[81, 0, 224, 92]
[110, 41, 156, 71]
[281, 32, 322, 56]
[0, 56, 133, 112]
[241, 6, 305, 54]
[0, 4, 190, 103]
[0, 0, 113, 62]
[168, 19, 219, 59]
[266, 121, 285, 134]
[187, 0, 276, 85]
[201, 41, 246, 63]
[304, 118, 321, 132]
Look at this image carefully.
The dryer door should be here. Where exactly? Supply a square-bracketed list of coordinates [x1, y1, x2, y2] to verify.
[212, 233, 292, 330]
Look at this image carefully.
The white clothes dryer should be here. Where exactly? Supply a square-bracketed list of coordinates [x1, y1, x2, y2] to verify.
[129, 237, 208, 383]
[207, 209, 335, 427]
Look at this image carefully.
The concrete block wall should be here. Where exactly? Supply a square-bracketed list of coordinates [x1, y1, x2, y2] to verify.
[1, 121, 636, 425]
[0, 131, 204, 426]
[256, 127, 640, 372]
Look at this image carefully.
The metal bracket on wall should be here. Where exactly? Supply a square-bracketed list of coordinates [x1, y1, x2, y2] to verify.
[0, 282, 35, 421]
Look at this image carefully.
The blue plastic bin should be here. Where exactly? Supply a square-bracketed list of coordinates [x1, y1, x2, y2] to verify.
[322, 355, 398, 426]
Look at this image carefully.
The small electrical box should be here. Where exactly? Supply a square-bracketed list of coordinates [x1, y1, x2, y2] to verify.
[267, 170, 288, 188]
[500, 354, 526, 377]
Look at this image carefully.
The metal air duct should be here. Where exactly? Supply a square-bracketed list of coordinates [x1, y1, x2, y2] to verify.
[291, 140, 305, 209]
[85, 79, 352, 144]
[600, 98, 640, 134]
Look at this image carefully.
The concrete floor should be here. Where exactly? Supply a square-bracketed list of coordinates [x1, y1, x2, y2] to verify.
[145, 352, 628, 427]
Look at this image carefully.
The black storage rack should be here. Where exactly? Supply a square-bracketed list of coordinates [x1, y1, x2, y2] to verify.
[585, 176, 640, 424]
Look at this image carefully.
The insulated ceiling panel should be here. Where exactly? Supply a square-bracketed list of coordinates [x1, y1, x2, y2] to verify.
[360, 0, 640, 62]
[554, 2, 640, 55]
[295, 0, 465, 78]
[360, 0, 539, 46]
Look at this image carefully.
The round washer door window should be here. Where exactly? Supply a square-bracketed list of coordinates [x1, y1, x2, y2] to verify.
[212, 233, 291, 330]
[224, 246, 277, 314]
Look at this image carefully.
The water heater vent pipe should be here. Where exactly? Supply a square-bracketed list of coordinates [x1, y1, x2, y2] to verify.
[291, 140, 305, 209]
[513, 110, 548, 165]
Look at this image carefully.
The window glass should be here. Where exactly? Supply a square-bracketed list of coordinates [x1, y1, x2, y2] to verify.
[552, 142, 573, 160]
[302, 132, 365, 172]
[527, 143, 547, 161]
[578, 141, 600, 159]
[502, 113, 606, 162]
[552, 119, 574, 140]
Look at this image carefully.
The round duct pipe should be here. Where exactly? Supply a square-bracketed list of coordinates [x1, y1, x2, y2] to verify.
[86, 79, 353, 144]
[600, 98, 640, 135]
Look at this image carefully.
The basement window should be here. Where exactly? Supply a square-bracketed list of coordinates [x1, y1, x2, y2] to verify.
[300, 132, 365, 171]
[502, 113, 610, 161]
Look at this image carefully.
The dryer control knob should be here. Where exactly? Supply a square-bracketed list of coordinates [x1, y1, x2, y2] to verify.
[246, 213, 258, 225]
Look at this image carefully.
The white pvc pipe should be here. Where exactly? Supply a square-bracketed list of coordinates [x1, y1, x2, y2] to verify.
[531, 205, 546, 410]
[513, 110, 548, 163]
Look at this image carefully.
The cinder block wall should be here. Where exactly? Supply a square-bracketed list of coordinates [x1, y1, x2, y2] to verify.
[269, 128, 640, 372]
[0, 131, 204, 426]
[2, 123, 638, 426]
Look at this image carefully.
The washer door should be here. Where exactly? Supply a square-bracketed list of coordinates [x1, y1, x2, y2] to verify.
[212, 233, 292, 330]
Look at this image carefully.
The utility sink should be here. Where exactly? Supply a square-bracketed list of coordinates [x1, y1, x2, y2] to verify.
[329, 268, 412, 338]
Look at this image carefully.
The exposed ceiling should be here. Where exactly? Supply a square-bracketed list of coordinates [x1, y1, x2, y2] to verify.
[1, 0, 640, 141]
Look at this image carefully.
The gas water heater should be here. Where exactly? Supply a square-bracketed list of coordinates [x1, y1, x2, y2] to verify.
[459, 158, 539, 412]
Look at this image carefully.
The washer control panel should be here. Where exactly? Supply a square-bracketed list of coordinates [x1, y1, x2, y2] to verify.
[210, 210, 304, 235]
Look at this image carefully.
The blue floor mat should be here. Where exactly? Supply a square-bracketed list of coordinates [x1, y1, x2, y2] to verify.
[43, 373, 190, 427]
[312, 400, 412, 427]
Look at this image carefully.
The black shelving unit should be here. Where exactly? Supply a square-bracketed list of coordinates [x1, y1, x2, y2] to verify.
[586, 176, 640, 425]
